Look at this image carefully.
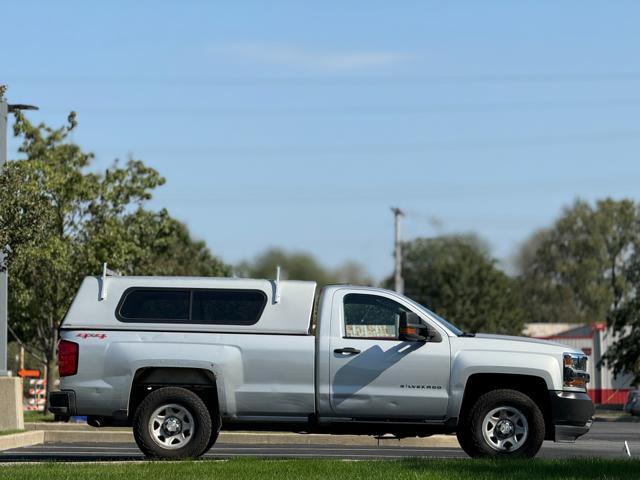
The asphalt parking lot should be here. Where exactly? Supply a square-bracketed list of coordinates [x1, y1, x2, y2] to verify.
[1, 422, 638, 462]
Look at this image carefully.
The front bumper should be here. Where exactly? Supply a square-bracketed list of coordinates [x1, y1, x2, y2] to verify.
[48, 390, 77, 417]
[549, 390, 594, 442]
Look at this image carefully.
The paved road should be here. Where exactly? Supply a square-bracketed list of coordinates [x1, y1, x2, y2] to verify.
[1, 423, 638, 462]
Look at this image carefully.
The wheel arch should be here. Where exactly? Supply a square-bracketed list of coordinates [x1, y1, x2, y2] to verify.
[128, 367, 220, 423]
[457, 373, 553, 441]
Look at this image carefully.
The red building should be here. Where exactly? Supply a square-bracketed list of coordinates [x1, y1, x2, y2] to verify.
[527, 322, 634, 405]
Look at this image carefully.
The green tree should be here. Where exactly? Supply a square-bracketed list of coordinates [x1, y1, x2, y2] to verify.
[516, 199, 638, 325]
[396, 235, 524, 335]
[79, 208, 230, 278]
[517, 198, 640, 381]
[237, 248, 372, 287]
[603, 252, 640, 382]
[0, 112, 228, 395]
[333, 261, 374, 286]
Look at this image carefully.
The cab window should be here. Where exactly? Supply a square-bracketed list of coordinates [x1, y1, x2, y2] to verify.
[343, 293, 407, 339]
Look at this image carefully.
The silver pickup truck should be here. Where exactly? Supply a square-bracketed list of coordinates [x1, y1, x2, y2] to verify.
[49, 273, 594, 459]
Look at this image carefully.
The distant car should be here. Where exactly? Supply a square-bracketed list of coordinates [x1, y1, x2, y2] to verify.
[625, 390, 639, 416]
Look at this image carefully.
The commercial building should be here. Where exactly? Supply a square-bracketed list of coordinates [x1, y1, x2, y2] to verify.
[525, 322, 635, 405]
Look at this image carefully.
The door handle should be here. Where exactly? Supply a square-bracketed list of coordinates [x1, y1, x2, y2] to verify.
[334, 347, 361, 355]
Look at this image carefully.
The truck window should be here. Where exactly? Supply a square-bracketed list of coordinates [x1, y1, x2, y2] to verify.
[118, 289, 190, 321]
[343, 293, 406, 339]
[191, 290, 266, 325]
[117, 288, 267, 324]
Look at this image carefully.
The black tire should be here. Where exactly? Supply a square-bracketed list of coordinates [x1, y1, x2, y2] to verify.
[133, 387, 212, 459]
[201, 412, 222, 454]
[458, 389, 545, 458]
[53, 414, 70, 423]
[455, 420, 473, 454]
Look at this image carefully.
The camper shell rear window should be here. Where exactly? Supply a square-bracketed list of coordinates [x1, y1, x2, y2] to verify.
[116, 287, 268, 325]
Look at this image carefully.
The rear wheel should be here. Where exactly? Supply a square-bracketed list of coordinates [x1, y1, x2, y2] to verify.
[133, 387, 212, 459]
[458, 389, 545, 458]
[201, 410, 222, 454]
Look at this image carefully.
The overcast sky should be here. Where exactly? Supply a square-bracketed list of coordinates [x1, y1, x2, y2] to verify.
[3, 1, 640, 279]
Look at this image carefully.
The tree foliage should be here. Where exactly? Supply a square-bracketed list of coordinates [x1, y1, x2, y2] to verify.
[397, 235, 524, 335]
[516, 199, 638, 324]
[237, 247, 372, 287]
[0, 112, 228, 391]
[516, 199, 640, 381]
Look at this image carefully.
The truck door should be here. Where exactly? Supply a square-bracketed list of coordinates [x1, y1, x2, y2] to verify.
[328, 290, 450, 420]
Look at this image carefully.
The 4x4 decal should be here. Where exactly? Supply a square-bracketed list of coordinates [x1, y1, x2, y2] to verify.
[75, 333, 107, 340]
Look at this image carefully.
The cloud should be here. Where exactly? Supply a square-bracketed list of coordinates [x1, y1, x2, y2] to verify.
[213, 42, 410, 72]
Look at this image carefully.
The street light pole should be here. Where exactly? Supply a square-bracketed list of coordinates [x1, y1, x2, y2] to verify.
[0, 99, 8, 376]
[0, 95, 38, 376]
[391, 207, 404, 295]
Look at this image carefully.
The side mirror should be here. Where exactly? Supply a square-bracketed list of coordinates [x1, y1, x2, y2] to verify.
[399, 311, 428, 342]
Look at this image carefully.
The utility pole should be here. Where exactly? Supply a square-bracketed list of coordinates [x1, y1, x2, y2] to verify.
[391, 207, 404, 295]
[0, 91, 38, 376]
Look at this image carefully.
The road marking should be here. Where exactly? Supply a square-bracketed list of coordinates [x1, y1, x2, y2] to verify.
[3, 446, 140, 451]
[1, 432, 638, 463]
[207, 453, 461, 459]
[206, 453, 461, 458]
[0, 452, 138, 456]
[1, 448, 461, 455]
[2, 445, 462, 453]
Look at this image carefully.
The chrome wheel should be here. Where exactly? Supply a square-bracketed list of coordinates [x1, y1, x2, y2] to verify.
[481, 406, 528, 452]
[148, 403, 195, 450]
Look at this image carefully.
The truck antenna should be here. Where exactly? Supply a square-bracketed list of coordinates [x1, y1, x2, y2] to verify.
[274, 265, 282, 304]
[99, 262, 120, 301]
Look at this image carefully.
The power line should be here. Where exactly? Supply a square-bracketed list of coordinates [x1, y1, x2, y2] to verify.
[6, 72, 640, 86]
[41, 98, 640, 116]
[91, 130, 640, 157]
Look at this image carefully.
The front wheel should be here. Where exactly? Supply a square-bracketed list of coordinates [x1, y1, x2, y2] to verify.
[457, 389, 545, 458]
[133, 387, 213, 459]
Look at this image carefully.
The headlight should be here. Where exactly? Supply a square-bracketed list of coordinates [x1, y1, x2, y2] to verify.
[563, 352, 590, 390]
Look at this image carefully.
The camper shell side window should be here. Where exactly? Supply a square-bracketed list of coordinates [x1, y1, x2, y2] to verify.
[116, 287, 268, 325]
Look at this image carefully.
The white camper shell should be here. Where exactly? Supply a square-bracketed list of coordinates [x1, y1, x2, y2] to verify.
[65, 275, 316, 335]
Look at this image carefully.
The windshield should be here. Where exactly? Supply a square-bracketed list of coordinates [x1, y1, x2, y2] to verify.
[403, 297, 464, 336]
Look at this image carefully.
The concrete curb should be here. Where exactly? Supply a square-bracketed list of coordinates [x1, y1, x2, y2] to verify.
[0, 431, 44, 451]
[23, 424, 460, 448]
[26, 423, 124, 432]
[40, 430, 460, 448]
[217, 432, 460, 448]
[593, 416, 640, 423]
[21, 424, 459, 448]
[43, 430, 134, 444]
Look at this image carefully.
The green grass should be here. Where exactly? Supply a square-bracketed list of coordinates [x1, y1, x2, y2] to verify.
[0, 429, 24, 436]
[22, 411, 54, 423]
[2, 458, 640, 479]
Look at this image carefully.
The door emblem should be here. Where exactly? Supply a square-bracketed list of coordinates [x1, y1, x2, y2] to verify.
[400, 384, 443, 389]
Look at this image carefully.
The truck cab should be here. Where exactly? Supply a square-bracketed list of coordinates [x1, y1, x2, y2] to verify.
[316, 286, 451, 422]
